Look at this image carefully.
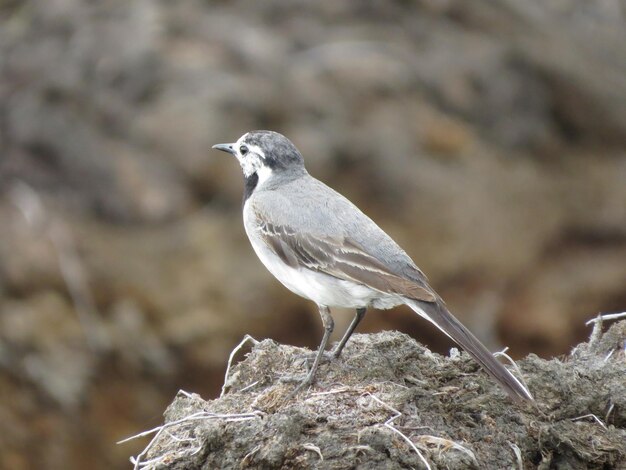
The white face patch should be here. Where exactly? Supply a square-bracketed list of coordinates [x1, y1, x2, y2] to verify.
[256, 164, 273, 186]
[235, 135, 268, 178]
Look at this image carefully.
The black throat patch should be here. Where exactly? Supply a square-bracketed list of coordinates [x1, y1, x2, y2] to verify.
[242, 172, 259, 204]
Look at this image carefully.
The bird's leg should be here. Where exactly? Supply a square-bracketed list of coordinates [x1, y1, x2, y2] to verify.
[282, 305, 334, 392]
[299, 305, 334, 387]
[331, 307, 366, 358]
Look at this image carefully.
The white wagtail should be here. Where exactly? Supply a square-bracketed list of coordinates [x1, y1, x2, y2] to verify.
[213, 130, 533, 402]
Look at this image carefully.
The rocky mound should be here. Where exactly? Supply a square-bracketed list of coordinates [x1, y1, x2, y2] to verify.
[125, 319, 626, 469]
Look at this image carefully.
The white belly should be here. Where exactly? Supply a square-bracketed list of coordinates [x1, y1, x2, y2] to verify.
[243, 206, 402, 309]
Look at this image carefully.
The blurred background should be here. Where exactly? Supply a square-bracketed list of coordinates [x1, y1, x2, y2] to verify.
[1, 0, 625, 468]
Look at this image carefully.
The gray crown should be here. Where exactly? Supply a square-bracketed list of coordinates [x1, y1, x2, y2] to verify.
[244, 130, 305, 171]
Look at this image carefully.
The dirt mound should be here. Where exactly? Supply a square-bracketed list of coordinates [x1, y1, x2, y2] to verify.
[126, 320, 626, 469]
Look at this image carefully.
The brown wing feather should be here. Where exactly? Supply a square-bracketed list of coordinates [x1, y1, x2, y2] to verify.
[257, 221, 436, 303]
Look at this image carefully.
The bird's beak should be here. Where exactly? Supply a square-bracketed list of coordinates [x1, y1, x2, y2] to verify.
[212, 143, 236, 155]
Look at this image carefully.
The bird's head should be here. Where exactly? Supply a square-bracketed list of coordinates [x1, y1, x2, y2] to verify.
[212, 131, 306, 187]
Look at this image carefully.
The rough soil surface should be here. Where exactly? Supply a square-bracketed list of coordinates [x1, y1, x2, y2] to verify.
[132, 320, 626, 469]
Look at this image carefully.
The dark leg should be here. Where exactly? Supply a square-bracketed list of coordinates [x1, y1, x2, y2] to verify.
[298, 305, 334, 389]
[331, 307, 366, 358]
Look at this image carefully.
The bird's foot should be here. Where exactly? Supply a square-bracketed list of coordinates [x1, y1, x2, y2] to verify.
[294, 351, 334, 368]
[278, 372, 314, 386]
[280, 369, 317, 399]
[328, 344, 346, 359]
[279, 353, 327, 385]
[279, 352, 329, 396]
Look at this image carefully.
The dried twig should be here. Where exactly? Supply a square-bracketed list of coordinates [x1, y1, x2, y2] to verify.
[508, 442, 524, 469]
[118, 410, 263, 469]
[416, 435, 477, 464]
[585, 312, 626, 326]
[605, 402, 615, 424]
[366, 393, 432, 470]
[586, 312, 626, 347]
[302, 443, 324, 461]
[571, 413, 607, 430]
[221, 334, 259, 397]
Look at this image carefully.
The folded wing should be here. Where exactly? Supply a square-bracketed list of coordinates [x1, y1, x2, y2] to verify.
[256, 220, 436, 303]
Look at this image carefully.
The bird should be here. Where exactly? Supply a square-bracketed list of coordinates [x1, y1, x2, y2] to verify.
[212, 130, 533, 402]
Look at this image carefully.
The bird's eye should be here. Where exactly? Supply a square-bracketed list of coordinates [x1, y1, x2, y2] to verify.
[239, 145, 249, 156]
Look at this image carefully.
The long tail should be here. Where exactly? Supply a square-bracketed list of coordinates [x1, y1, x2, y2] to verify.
[406, 298, 533, 402]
